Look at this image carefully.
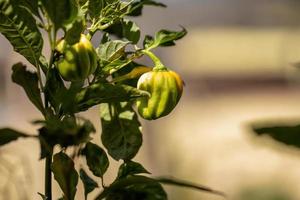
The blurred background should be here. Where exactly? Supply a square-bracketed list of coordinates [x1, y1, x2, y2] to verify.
[2, 0, 300, 199]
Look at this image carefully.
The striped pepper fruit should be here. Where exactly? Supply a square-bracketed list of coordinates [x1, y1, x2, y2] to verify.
[56, 34, 97, 82]
[136, 68, 184, 120]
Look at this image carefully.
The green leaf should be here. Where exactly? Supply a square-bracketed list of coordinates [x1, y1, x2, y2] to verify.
[105, 19, 140, 44]
[11, 63, 45, 114]
[100, 102, 143, 161]
[51, 152, 78, 200]
[157, 177, 226, 197]
[100, 32, 110, 44]
[20, 0, 40, 17]
[102, 59, 132, 74]
[95, 175, 167, 200]
[122, 19, 140, 44]
[0, 128, 29, 146]
[75, 83, 150, 112]
[144, 27, 187, 50]
[64, 17, 85, 45]
[126, 0, 166, 16]
[44, 68, 67, 113]
[36, 116, 95, 160]
[79, 169, 98, 199]
[118, 161, 150, 179]
[41, 0, 78, 30]
[0, 0, 43, 66]
[40, 116, 95, 148]
[252, 122, 300, 149]
[88, 0, 118, 19]
[60, 81, 85, 114]
[82, 142, 109, 177]
[38, 127, 53, 159]
[97, 40, 130, 61]
[39, 55, 49, 74]
[88, 0, 106, 19]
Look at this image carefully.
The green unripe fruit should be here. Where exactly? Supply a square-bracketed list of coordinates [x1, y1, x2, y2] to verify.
[136, 68, 184, 120]
[56, 34, 97, 82]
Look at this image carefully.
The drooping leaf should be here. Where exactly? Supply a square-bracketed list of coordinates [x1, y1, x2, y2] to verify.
[0, 0, 43, 66]
[100, 102, 143, 161]
[97, 40, 130, 61]
[252, 122, 300, 149]
[38, 127, 54, 159]
[41, 0, 78, 30]
[144, 27, 187, 50]
[37, 116, 95, 156]
[82, 142, 109, 177]
[75, 83, 149, 112]
[95, 175, 167, 200]
[11, 63, 45, 114]
[0, 128, 30, 146]
[79, 169, 98, 199]
[44, 67, 67, 113]
[60, 81, 85, 114]
[157, 177, 226, 197]
[117, 161, 150, 179]
[126, 0, 166, 17]
[51, 152, 78, 200]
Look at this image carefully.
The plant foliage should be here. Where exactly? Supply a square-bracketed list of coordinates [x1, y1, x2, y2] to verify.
[0, 0, 225, 199]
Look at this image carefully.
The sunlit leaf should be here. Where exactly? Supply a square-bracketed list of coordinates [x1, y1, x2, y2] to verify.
[88, 0, 117, 19]
[0, 0, 43, 66]
[105, 19, 140, 44]
[97, 40, 130, 61]
[126, 0, 166, 16]
[144, 27, 187, 49]
[41, 0, 78, 30]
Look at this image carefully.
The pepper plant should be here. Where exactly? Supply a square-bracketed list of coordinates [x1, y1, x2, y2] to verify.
[0, 0, 225, 199]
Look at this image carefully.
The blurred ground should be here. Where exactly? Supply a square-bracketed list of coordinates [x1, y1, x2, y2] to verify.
[2, 0, 300, 199]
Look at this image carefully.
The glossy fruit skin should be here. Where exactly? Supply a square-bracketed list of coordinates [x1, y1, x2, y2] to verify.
[56, 34, 97, 82]
[136, 69, 183, 120]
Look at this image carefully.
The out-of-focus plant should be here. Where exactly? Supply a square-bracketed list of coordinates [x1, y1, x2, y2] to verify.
[0, 0, 225, 199]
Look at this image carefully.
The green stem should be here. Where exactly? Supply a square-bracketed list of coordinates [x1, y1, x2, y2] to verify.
[45, 155, 52, 200]
[44, 24, 56, 113]
[44, 20, 56, 200]
[141, 50, 166, 71]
